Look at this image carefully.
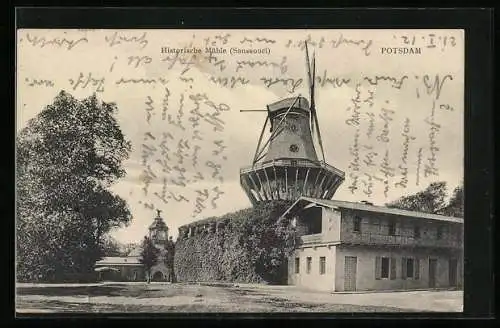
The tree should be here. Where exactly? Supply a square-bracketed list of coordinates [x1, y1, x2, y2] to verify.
[440, 183, 464, 218]
[16, 91, 132, 282]
[164, 236, 176, 282]
[139, 236, 159, 283]
[121, 242, 140, 256]
[385, 181, 464, 218]
[240, 200, 296, 284]
[101, 235, 124, 257]
[385, 181, 448, 214]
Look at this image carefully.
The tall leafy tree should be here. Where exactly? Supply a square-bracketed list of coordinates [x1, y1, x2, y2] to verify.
[385, 181, 464, 218]
[240, 200, 296, 284]
[16, 91, 132, 282]
[139, 236, 159, 283]
[101, 235, 124, 257]
[385, 181, 448, 214]
[440, 183, 464, 218]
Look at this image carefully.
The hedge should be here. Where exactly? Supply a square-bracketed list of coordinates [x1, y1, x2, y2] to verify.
[174, 200, 296, 284]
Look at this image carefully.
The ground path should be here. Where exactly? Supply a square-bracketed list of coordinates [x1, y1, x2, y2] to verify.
[16, 282, 463, 313]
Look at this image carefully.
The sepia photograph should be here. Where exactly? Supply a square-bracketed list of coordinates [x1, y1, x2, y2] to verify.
[16, 27, 465, 314]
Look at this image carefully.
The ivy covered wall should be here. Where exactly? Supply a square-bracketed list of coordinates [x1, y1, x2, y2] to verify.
[174, 201, 295, 284]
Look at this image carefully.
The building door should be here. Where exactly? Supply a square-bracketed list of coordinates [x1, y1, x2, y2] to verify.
[449, 258, 458, 287]
[428, 258, 437, 288]
[344, 256, 357, 292]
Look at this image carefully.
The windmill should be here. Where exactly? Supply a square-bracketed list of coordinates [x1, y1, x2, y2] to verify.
[239, 42, 345, 205]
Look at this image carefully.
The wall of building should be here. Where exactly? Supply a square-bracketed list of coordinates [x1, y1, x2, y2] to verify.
[322, 207, 341, 242]
[286, 202, 463, 292]
[334, 246, 463, 292]
[98, 265, 145, 282]
[288, 245, 337, 292]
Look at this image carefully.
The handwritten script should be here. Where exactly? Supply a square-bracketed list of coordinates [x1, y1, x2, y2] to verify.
[18, 29, 463, 217]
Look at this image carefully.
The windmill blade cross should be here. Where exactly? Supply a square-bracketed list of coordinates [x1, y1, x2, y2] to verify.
[310, 50, 317, 142]
[304, 41, 326, 163]
[311, 51, 316, 109]
[305, 41, 313, 91]
[304, 41, 316, 150]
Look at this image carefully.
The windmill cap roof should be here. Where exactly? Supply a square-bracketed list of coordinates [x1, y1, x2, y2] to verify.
[268, 96, 310, 114]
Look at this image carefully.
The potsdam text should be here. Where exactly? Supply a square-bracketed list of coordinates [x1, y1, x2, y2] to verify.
[380, 47, 422, 55]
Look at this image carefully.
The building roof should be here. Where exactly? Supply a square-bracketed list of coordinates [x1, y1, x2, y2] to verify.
[282, 196, 464, 224]
[95, 256, 142, 266]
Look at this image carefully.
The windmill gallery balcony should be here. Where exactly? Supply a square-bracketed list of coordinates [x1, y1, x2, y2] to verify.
[240, 158, 345, 205]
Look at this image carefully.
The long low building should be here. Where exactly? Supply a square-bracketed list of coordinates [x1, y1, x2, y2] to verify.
[281, 197, 463, 292]
[95, 256, 145, 281]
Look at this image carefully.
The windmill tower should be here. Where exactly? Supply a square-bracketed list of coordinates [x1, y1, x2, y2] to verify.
[239, 43, 345, 205]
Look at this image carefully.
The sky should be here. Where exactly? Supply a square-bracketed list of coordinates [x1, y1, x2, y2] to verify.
[16, 29, 464, 244]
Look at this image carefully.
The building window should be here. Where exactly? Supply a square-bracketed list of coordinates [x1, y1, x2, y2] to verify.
[402, 257, 420, 280]
[294, 257, 300, 274]
[381, 257, 390, 278]
[306, 257, 312, 274]
[388, 220, 396, 236]
[406, 258, 414, 278]
[414, 226, 421, 239]
[304, 207, 322, 234]
[376, 257, 396, 280]
[319, 257, 326, 275]
[353, 216, 362, 232]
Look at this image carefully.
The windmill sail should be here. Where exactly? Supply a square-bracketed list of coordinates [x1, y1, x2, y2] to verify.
[305, 42, 326, 162]
[305, 42, 316, 151]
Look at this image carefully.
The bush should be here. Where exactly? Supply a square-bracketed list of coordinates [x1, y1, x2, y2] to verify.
[174, 201, 296, 284]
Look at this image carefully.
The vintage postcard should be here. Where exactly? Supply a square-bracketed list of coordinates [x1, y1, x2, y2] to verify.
[16, 28, 464, 313]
